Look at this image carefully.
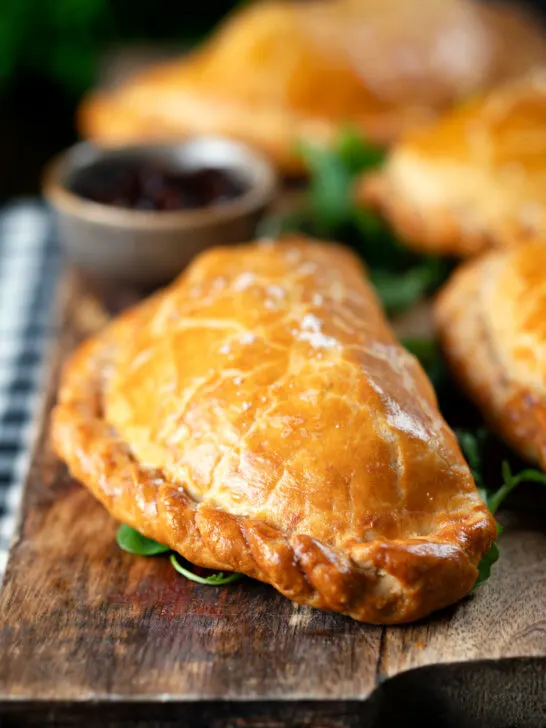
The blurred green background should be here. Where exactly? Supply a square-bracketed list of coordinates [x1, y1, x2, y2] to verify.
[0, 0, 240, 201]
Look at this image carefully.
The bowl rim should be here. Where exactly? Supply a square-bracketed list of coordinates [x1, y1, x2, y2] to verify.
[42, 138, 279, 230]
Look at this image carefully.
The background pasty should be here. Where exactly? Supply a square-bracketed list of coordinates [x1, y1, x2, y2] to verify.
[435, 239, 546, 468]
[78, 0, 546, 174]
[52, 237, 495, 623]
[361, 73, 546, 258]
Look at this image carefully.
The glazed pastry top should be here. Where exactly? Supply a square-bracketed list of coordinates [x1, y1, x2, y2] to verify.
[480, 240, 546, 395]
[104, 239, 486, 548]
[360, 73, 546, 256]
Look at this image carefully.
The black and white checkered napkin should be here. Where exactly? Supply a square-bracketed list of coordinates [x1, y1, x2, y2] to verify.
[0, 201, 60, 579]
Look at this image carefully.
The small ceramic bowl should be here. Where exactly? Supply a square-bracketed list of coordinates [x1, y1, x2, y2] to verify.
[43, 138, 278, 286]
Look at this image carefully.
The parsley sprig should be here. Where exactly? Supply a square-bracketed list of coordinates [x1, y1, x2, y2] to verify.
[456, 429, 546, 517]
[260, 129, 450, 316]
[487, 462, 546, 515]
[116, 524, 242, 587]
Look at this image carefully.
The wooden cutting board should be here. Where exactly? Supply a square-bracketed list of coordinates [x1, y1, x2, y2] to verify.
[0, 271, 545, 728]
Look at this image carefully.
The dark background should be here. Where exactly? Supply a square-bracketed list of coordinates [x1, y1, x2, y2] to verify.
[1, 0, 546, 203]
[0, 0, 242, 202]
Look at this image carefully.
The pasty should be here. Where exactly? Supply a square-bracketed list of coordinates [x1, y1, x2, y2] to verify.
[435, 239, 546, 468]
[52, 237, 495, 623]
[360, 73, 546, 257]
[78, 0, 546, 174]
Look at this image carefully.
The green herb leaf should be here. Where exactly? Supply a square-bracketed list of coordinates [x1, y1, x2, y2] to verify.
[296, 130, 397, 254]
[295, 127, 385, 238]
[372, 257, 447, 316]
[372, 269, 428, 315]
[457, 428, 546, 515]
[116, 526, 243, 587]
[486, 462, 546, 515]
[456, 428, 489, 491]
[454, 428, 546, 588]
[283, 130, 451, 315]
[296, 139, 354, 235]
[474, 540, 500, 589]
[116, 524, 170, 556]
[170, 554, 243, 586]
[335, 126, 386, 174]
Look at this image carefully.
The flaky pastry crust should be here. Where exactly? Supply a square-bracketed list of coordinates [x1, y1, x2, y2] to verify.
[435, 240, 546, 468]
[360, 73, 546, 258]
[79, 0, 546, 174]
[78, 0, 433, 174]
[52, 238, 495, 623]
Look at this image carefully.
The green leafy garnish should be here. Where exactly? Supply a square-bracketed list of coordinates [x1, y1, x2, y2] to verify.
[335, 126, 386, 174]
[372, 259, 447, 317]
[455, 428, 546, 588]
[486, 462, 546, 515]
[456, 429, 546, 514]
[264, 129, 451, 315]
[170, 554, 243, 586]
[297, 137, 357, 235]
[474, 539, 500, 589]
[116, 524, 170, 556]
[456, 427, 489, 495]
[116, 524, 243, 586]
[296, 127, 385, 235]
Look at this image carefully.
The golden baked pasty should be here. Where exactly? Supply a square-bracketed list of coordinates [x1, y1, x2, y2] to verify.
[78, 0, 546, 174]
[361, 73, 546, 258]
[52, 237, 495, 623]
[435, 239, 546, 468]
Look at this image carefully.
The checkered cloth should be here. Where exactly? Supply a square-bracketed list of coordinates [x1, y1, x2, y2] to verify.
[0, 201, 60, 579]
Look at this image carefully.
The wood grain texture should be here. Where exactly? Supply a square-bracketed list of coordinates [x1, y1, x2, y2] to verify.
[0, 271, 545, 727]
[380, 505, 546, 678]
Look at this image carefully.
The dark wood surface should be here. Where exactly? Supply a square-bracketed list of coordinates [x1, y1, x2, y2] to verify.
[0, 272, 546, 727]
